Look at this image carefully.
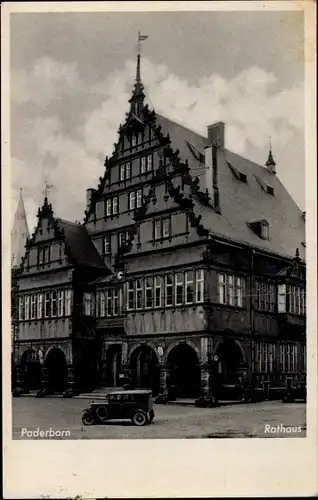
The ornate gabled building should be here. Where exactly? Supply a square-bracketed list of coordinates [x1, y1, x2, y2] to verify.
[13, 52, 306, 400]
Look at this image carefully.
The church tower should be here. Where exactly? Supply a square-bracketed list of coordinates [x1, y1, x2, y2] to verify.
[11, 188, 29, 268]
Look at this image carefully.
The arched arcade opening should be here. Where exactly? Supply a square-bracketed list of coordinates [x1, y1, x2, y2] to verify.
[45, 347, 68, 392]
[214, 339, 244, 385]
[167, 343, 201, 398]
[130, 345, 160, 395]
[20, 348, 42, 390]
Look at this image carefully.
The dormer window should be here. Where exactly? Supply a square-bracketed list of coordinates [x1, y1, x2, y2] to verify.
[248, 219, 269, 240]
[131, 133, 137, 147]
[267, 185, 274, 196]
[227, 162, 247, 183]
[261, 221, 269, 239]
[186, 141, 205, 163]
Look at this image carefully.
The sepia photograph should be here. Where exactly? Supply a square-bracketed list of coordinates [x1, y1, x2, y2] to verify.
[2, 1, 317, 498]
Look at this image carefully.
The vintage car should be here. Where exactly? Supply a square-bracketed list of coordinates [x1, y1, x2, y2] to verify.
[82, 389, 155, 426]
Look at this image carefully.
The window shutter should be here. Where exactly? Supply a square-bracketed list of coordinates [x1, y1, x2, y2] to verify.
[277, 284, 286, 313]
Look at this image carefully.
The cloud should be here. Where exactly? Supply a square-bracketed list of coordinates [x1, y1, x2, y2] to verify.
[11, 57, 84, 108]
[11, 56, 304, 232]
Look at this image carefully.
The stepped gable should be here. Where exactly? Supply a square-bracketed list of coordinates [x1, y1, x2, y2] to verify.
[154, 115, 305, 261]
[56, 218, 107, 270]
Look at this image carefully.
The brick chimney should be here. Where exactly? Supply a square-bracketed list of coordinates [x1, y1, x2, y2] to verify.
[204, 122, 224, 214]
[207, 122, 225, 150]
[86, 188, 96, 210]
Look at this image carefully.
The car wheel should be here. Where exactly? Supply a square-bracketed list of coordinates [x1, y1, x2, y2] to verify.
[95, 405, 109, 423]
[132, 411, 147, 426]
[82, 411, 95, 426]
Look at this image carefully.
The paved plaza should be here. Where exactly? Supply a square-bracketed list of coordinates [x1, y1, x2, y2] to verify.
[12, 397, 306, 439]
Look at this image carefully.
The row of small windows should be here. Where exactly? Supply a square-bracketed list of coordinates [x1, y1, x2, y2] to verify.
[217, 277, 305, 315]
[102, 216, 172, 255]
[217, 273, 245, 308]
[104, 189, 143, 217]
[119, 155, 153, 181]
[278, 284, 306, 315]
[126, 270, 204, 311]
[255, 342, 305, 373]
[18, 290, 73, 320]
[86, 270, 205, 317]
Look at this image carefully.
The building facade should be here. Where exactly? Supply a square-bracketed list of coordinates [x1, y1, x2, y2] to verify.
[13, 54, 306, 399]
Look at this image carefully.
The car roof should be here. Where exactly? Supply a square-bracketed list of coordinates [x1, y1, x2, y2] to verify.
[108, 389, 152, 395]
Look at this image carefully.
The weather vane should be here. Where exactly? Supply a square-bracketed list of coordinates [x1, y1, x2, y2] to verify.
[137, 31, 148, 55]
[43, 178, 54, 199]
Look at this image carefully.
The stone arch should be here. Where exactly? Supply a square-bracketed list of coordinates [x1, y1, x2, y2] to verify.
[213, 338, 246, 385]
[44, 344, 69, 363]
[166, 341, 201, 398]
[128, 341, 159, 362]
[163, 339, 200, 365]
[130, 344, 160, 395]
[20, 348, 42, 390]
[45, 346, 68, 392]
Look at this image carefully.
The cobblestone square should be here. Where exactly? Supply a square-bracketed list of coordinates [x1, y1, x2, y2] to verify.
[12, 397, 306, 439]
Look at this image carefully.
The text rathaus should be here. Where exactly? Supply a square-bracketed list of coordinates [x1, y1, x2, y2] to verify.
[12, 51, 306, 403]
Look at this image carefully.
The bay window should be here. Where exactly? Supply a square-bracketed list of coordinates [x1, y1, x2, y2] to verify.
[145, 278, 153, 308]
[103, 234, 111, 255]
[136, 279, 143, 309]
[136, 189, 142, 208]
[196, 270, 204, 303]
[99, 290, 106, 317]
[51, 291, 57, 317]
[83, 292, 92, 316]
[185, 271, 194, 304]
[65, 290, 72, 316]
[106, 289, 112, 317]
[236, 277, 243, 308]
[113, 290, 119, 316]
[154, 276, 162, 307]
[175, 273, 184, 305]
[129, 191, 136, 210]
[277, 284, 306, 315]
[24, 296, 30, 320]
[44, 292, 50, 318]
[57, 290, 64, 317]
[218, 273, 226, 304]
[30, 295, 36, 319]
[165, 275, 173, 306]
[217, 272, 244, 307]
[228, 275, 235, 306]
[127, 281, 135, 310]
[19, 296, 25, 320]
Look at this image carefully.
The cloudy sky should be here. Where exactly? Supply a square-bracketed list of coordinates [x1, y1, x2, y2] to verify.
[10, 8, 305, 232]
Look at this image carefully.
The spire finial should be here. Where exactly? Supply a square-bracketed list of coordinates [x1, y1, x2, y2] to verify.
[265, 136, 276, 174]
[129, 32, 148, 115]
[43, 177, 54, 200]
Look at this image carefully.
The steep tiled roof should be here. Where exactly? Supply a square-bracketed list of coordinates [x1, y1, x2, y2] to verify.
[57, 219, 107, 269]
[156, 115, 305, 261]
